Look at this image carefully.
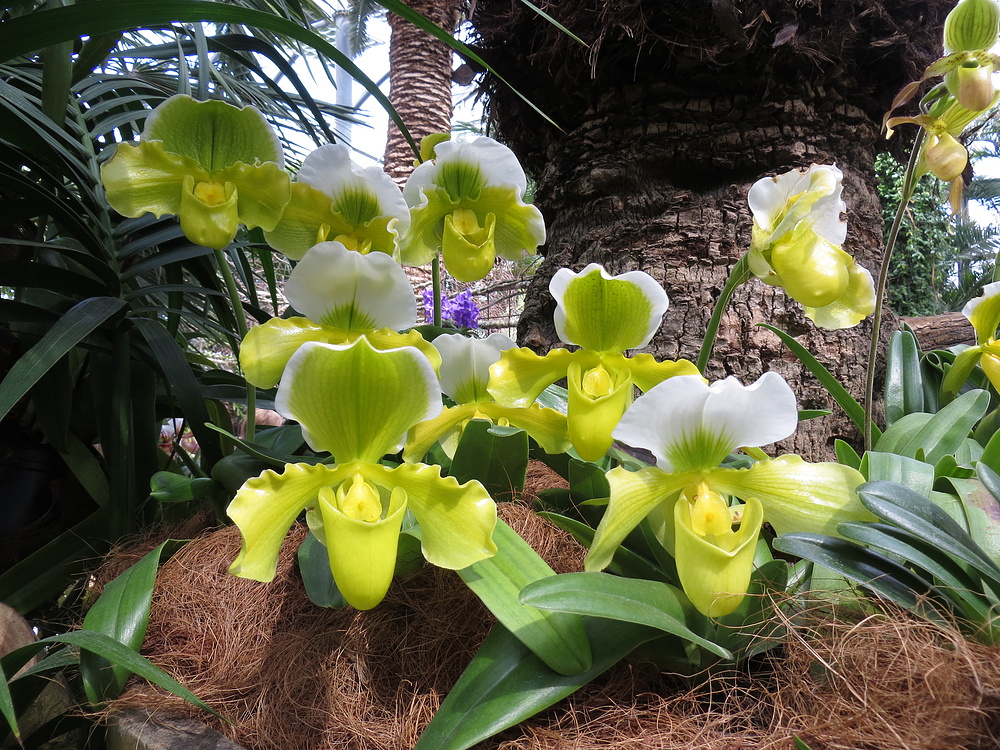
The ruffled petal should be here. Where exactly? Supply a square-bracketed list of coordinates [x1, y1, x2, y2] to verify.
[101, 140, 206, 219]
[489, 347, 595, 407]
[240, 317, 346, 388]
[963, 281, 1000, 343]
[585, 466, 691, 571]
[613, 373, 798, 472]
[803, 259, 877, 330]
[213, 160, 291, 232]
[369, 462, 498, 569]
[625, 352, 701, 393]
[227, 462, 346, 582]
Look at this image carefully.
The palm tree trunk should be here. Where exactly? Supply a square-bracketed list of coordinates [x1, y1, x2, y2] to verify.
[383, 0, 458, 185]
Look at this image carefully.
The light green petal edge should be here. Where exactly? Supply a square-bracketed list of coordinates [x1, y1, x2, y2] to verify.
[557, 268, 661, 352]
[709, 456, 869, 537]
[366, 462, 498, 569]
[101, 140, 208, 219]
[674, 496, 763, 618]
[585, 466, 692, 572]
[942, 346, 984, 397]
[472, 185, 545, 260]
[442, 211, 496, 282]
[228, 462, 346, 582]
[398, 186, 456, 266]
[964, 281, 1000, 342]
[489, 347, 597, 407]
[143, 95, 284, 171]
[240, 317, 347, 388]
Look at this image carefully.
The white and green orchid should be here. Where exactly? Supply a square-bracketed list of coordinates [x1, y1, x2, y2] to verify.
[585, 372, 868, 617]
[488, 264, 699, 462]
[101, 95, 291, 250]
[403, 333, 571, 461]
[263, 144, 410, 260]
[943, 281, 1000, 396]
[748, 165, 875, 330]
[227, 337, 498, 610]
[400, 136, 545, 282]
[240, 241, 440, 388]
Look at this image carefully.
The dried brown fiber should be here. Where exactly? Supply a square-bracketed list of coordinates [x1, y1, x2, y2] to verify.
[100, 501, 1000, 750]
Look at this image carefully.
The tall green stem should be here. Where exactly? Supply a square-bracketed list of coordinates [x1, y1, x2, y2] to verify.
[214, 247, 256, 442]
[696, 254, 751, 374]
[863, 130, 925, 450]
[432, 255, 442, 327]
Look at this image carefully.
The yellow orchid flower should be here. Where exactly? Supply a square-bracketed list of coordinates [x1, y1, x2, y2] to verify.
[488, 264, 699, 462]
[101, 95, 290, 250]
[748, 164, 875, 329]
[227, 338, 497, 610]
[943, 282, 1000, 396]
[399, 136, 545, 282]
[585, 372, 868, 617]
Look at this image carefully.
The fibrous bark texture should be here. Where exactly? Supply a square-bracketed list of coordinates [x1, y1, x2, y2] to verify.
[383, 0, 458, 184]
[470, 0, 953, 459]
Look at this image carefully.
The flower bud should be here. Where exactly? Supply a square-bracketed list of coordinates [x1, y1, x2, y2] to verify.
[945, 0, 1000, 52]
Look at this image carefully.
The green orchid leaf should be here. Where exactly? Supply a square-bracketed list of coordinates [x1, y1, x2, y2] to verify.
[538, 512, 671, 581]
[758, 323, 881, 442]
[296, 531, 348, 609]
[412, 618, 660, 750]
[773, 533, 950, 619]
[874, 389, 989, 465]
[860, 451, 935, 496]
[450, 418, 529, 500]
[456, 519, 591, 676]
[834, 439, 862, 470]
[859, 481, 1000, 587]
[81, 541, 183, 703]
[885, 330, 925, 425]
[838, 521, 994, 625]
[518, 572, 731, 658]
[0, 296, 125, 424]
[149, 472, 223, 503]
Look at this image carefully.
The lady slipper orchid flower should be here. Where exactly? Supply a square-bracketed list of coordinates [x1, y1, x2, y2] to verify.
[943, 281, 1000, 396]
[400, 136, 545, 282]
[263, 144, 410, 259]
[404, 333, 571, 461]
[585, 372, 868, 617]
[488, 264, 699, 462]
[227, 338, 498, 610]
[101, 95, 290, 250]
[748, 165, 876, 330]
[240, 241, 440, 388]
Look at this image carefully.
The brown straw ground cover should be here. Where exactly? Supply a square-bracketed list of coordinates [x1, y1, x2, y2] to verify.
[96, 500, 1000, 750]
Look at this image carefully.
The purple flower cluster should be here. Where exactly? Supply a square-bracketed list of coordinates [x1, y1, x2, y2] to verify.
[422, 288, 480, 329]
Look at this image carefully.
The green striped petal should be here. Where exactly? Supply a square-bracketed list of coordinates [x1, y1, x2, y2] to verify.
[550, 264, 668, 352]
[488, 347, 595, 407]
[963, 281, 1000, 343]
[101, 140, 207, 220]
[276, 338, 440, 462]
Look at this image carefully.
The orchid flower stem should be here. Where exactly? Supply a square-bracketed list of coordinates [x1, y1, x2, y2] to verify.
[697, 254, 751, 374]
[213, 246, 256, 442]
[742, 446, 769, 462]
[863, 129, 925, 451]
[432, 255, 443, 327]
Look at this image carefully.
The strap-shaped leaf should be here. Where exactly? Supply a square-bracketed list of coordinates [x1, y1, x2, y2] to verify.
[412, 618, 661, 750]
[860, 451, 934, 497]
[884, 330, 925, 425]
[519, 572, 730, 658]
[450, 419, 528, 500]
[0, 296, 124, 423]
[874, 389, 989, 466]
[859, 480, 1000, 587]
[81, 541, 183, 703]
[455, 519, 592, 676]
